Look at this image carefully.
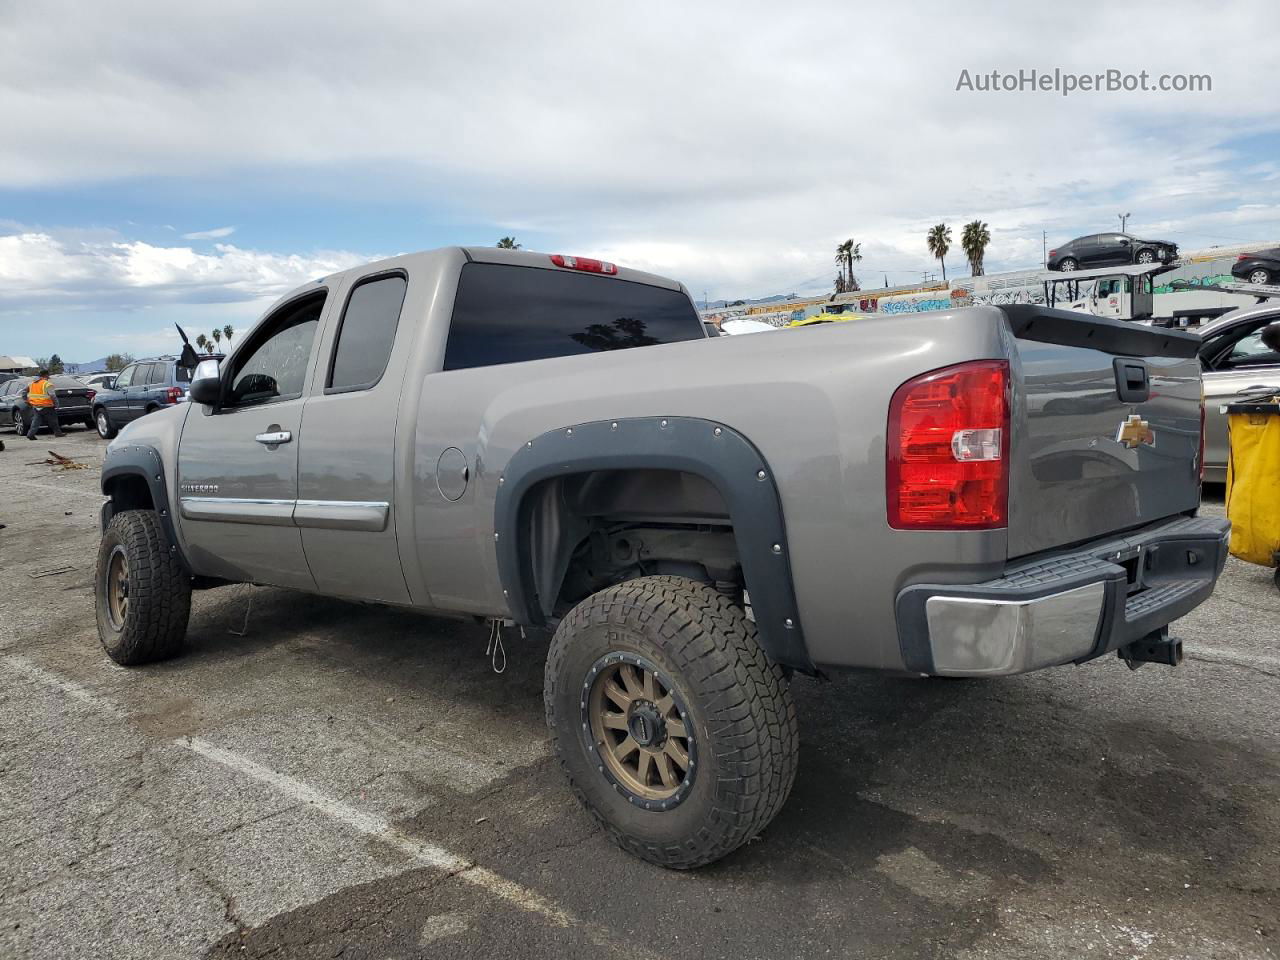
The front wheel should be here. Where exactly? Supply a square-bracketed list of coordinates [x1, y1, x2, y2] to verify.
[95, 408, 118, 440]
[545, 576, 799, 869]
[1135, 248, 1157, 264]
[95, 510, 191, 665]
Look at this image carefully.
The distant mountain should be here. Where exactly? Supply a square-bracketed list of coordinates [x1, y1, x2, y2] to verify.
[63, 356, 112, 374]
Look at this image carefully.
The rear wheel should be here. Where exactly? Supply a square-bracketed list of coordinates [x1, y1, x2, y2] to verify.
[545, 575, 799, 869]
[1058, 257, 1078, 272]
[1249, 268, 1272, 285]
[95, 511, 191, 665]
[95, 408, 118, 440]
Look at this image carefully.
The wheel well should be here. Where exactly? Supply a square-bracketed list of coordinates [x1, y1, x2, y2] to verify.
[521, 469, 742, 619]
[105, 473, 154, 513]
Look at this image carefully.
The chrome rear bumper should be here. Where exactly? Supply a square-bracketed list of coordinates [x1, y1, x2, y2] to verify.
[897, 515, 1231, 677]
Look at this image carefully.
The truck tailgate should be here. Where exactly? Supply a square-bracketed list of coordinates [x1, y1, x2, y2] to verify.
[1001, 307, 1203, 559]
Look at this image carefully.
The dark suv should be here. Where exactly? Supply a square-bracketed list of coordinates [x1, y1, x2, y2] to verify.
[1048, 233, 1179, 272]
[92, 356, 214, 439]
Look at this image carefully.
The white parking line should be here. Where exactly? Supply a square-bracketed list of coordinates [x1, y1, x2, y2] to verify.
[3, 654, 655, 958]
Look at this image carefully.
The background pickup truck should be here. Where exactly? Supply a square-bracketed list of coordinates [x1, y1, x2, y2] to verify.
[94, 246, 1230, 868]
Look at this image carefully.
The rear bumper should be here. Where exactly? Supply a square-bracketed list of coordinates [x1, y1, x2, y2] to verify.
[896, 515, 1230, 676]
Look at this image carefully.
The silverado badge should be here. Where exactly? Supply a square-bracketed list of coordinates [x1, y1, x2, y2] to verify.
[1116, 414, 1155, 449]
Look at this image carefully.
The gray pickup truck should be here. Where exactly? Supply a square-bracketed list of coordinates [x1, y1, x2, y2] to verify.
[94, 246, 1230, 868]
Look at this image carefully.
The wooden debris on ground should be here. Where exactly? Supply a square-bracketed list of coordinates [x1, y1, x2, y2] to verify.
[24, 450, 90, 472]
[30, 565, 75, 579]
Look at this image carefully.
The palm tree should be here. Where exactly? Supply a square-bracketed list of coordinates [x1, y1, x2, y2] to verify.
[496, 237, 521, 249]
[927, 223, 952, 284]
[834, 239, 863, 293]
[846, 240, 862, 292]
[211, 328, 222, 351]
[196, 334, 209, 354]
[222, 324, 234, 344]
[961, 220, 991, 277]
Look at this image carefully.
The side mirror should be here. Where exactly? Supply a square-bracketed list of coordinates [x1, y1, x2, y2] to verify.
[188, 358, 222, 407]
[1119, 238, 1131, 245]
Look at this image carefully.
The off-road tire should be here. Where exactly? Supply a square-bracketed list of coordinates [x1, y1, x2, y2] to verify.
[95, 510, 191, 665]
[545, 575, 799, 869]
[95, 407, 118, 440]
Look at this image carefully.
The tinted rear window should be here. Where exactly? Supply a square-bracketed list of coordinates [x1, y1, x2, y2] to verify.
[443, 263, 703, 371]
[328, 273, 407, 390]
[52, 376, 87, 388]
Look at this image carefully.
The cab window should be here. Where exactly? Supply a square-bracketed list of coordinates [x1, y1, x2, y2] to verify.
[114, 365, 137, 388]
[225, 292, 325, 407]
[326, 273, 407, 392]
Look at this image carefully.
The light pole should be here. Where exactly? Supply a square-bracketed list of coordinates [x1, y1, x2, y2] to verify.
[1118, 212, 1131, 233]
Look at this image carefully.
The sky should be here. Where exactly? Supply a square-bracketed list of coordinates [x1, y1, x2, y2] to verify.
[1, 0, 1279, 361]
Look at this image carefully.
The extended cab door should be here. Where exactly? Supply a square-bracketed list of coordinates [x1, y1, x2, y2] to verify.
[294, 268, 413, 603]
[176, 289, 330, 591]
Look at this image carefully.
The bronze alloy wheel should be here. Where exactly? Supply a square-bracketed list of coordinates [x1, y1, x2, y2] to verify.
[105, 544, 129, 630]
[582, 651, 697, 811]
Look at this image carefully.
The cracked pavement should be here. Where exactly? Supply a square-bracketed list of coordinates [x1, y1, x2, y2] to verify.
[1, 429, 1278, 960]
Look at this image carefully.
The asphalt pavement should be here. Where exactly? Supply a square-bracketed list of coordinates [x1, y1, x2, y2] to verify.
[1, 428, 1277, 960]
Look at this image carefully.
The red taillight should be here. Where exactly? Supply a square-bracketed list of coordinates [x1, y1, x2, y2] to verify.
[550, 254, 618, 275]
[165, 386, 182, 404]
[1048, 250, 1057, 258]
[887, 360, 1010, 530]
[1237, 254, 1249, 261]
[86, 390, 95, 402]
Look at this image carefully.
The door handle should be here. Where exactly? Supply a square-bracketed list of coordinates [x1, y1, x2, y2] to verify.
[255, 430, 292, 445]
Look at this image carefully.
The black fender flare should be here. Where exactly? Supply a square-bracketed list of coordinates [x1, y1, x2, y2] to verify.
[493, 416, 814, 672]
[100, 442, 189, 573]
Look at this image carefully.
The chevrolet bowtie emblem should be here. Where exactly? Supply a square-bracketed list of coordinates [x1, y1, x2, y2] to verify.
[1116, 414, 1155, 449]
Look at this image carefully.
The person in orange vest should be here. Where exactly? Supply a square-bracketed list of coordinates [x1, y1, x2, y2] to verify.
[22, 369, 64, 440]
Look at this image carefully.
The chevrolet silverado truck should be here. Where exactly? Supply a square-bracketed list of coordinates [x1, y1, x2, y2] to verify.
[94, 246, 1230, 868]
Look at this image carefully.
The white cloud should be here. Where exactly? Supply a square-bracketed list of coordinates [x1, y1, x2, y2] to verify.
[1, 1, 1279, 301]
[0, 229, 367, 312]
[181, 226, 236, 240]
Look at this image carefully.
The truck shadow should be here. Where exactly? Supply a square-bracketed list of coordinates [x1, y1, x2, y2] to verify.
[174, 583, 1275, 947]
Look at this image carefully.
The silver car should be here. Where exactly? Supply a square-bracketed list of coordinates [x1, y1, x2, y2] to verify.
[1198, 303, 1280, 482]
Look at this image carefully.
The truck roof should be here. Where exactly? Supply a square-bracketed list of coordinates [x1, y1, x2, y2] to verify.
[293, 247, 686, 305]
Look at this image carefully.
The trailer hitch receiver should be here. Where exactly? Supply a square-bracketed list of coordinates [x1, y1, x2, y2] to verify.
[1118, 626, 1183, 670]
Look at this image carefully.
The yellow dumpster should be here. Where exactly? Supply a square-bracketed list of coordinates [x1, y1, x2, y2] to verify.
[1224, 397, 1280, 589]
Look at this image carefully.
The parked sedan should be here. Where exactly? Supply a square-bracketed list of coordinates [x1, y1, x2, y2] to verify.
[1198, 303, 1280, 482]
[0, 375, 97, 434]
[1230, 248, 1280, 286]
[1048, 233, 1179, 272]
